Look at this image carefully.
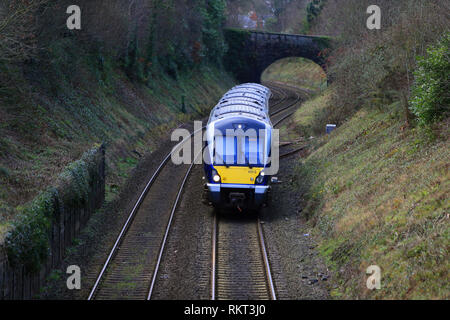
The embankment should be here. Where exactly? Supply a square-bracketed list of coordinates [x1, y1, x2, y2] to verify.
[1, 145, 105, 299]
[292, 88, 449, 299]
[0, 44, 235, 300]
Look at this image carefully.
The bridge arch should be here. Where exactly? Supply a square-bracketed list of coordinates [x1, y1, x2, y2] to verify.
[262, 57, 328, 91]
[223, 29, 332, 83]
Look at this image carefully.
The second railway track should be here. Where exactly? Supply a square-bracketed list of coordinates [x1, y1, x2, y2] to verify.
[87, 129, 203, 300]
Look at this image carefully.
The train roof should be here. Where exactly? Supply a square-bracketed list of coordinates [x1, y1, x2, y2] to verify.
[213, 104, 267, 119]
[225, 87, 266, 95]
[231, 84, 271, 97]
[209, 100, 269, 124]
[219, 96, 267, 109]
[222, 91, 267, 102]
[232, 83, 271, 93]
[208, 84, 272, 125]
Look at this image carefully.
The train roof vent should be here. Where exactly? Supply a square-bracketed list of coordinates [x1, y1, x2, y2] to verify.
[213, 105, 266, 119]
[223, 92, 266, 101]
[232, 85, 270, 94]
[217, 100, 264, 109]
[219, 97, 262, 106]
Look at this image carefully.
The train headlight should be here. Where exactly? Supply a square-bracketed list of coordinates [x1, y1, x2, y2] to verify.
[256, 171, 265, 184]
[212, 169, 221, 183]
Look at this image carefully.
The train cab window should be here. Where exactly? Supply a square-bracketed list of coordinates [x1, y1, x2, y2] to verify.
[214, 135, 236, 166]
[214, 132, 267, 167]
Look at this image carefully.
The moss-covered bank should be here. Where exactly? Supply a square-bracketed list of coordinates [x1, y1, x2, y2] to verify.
[292, 88, 449, 299]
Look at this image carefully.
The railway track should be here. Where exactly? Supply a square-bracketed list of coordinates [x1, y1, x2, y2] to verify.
[210, 84, 303, 300]
[267, 82, 309, 126]
[268, 86, 288, 109]
[211, 215, 276, 300]
[87, 83, 304, 300]
[87, 128, 203, 300]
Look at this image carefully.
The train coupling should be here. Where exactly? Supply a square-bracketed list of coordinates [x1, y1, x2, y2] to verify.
[229, 193, 246, 212]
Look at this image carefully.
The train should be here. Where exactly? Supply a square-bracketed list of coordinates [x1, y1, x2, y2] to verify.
[203, 83, 274, 212]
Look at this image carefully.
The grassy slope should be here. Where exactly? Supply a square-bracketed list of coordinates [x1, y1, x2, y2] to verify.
[263, 54, 448, 299]
[262, 57, 327, 92]
[295, 90, 449, 299]
[0, 41, 235, 241]
[292, 88, 333, 136]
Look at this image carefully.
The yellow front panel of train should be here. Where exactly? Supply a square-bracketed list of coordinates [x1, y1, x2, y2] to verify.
[215, 166, 263, 185]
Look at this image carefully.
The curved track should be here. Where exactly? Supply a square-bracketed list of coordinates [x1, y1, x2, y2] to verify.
[87, 82, 305, 300]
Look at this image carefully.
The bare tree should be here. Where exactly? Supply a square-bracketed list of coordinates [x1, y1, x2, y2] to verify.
[0, 0, 51, 64]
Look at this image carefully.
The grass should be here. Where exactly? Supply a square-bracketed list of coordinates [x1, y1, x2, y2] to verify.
[293, 87, 449, 299]
[262, 57, 327, 92]
[293, 88, 334, 137]
[117, 157, 139, 179]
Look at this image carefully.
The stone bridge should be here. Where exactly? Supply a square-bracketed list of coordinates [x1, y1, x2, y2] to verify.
[223, 29, 332, 83]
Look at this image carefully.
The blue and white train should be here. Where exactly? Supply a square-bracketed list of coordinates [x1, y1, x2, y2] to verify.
[203, 83, 274, 211]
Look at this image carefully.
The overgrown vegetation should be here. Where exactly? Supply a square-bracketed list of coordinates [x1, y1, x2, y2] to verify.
[0, 0, 235, 245]
[307, 0, 448, 128]
[5, 146, 103, 272]
[0, 0, 228, 78]
[5, 189, 55, 272]
[223, 28, 253, 81]
[283, 0, 449, 299]
[302, 0, 326, 33]
[292, 99, 449, 299]
[225, 0, 311, 34]
[409, 33, 450, 126]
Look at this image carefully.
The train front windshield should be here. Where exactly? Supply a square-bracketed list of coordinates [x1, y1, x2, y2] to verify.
[214, 129, 268, 167]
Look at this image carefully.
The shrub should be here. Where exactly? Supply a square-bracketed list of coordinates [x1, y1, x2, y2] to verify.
[306, 0, 325, 24]
[409, 34, 450, 126]
[4, 145, 103, 273]
[308, 0, 449, 126]
[200, 0, 227, 64]
[265, 17, 278, 32]
[5, 188, 57, 272]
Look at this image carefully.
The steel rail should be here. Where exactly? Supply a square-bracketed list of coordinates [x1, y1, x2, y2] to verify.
[211, 216, 277, 300]
[147, 148, 204, 300]
[268, 83, 309, 122]
[87, 126, 204, 300]
[257, 219, 277, 300]
[211, 213, 217, 301]
[267, 86, 288, 109]
[272, 91, 301, 126]
[88, 83, 305, 300]
[269, 89, 296, 116]
[280, 145, 308, 159]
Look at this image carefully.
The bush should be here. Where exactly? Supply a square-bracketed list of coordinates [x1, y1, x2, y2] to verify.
[306, 0, 325, 24]
[409, 34, 450, 126]
[200, 0, 227, 64]
[4, 145, 103, 273]
[5, 189, 57, 272]
[307, 1, 449, 126]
